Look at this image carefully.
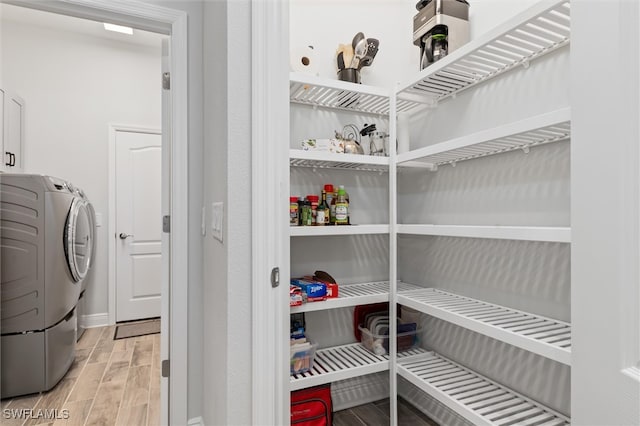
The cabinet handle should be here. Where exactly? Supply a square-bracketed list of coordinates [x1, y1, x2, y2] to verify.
[10, 153, 15, 167]
[5, 152, 12, 167]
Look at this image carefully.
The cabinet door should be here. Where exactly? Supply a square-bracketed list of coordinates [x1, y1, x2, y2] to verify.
[4, 91, 24, 172]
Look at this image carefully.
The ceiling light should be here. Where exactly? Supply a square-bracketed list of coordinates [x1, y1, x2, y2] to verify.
[103, 23, 133, 35]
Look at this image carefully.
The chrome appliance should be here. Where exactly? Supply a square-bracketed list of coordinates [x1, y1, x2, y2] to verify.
[413, 0, 470, 70]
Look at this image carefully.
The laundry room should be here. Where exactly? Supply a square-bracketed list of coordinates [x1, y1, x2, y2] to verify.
[0, 3, 166, 423]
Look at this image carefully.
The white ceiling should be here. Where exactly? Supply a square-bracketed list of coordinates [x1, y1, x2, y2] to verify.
[0, 3, 167, 48]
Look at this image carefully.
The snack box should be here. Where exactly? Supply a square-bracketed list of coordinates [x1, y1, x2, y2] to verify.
[304, 275, 339, 299]
[290, 279, 327, 302]
[301, 138, 345, 153]
[290, 284, 303, 307]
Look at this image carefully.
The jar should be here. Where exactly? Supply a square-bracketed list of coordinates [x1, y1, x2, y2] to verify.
[290, 197, 299, 226]
[303, 200, 313, 226]
[307, 195, 319, 225]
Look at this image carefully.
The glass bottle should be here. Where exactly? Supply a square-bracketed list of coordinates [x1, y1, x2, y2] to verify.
[335, 186, 349, 225]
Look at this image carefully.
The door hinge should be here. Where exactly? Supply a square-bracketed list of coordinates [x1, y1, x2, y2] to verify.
[161, 359, 170, 377]
[163, 215, 170, 233]
[271, 267, 280, 288]
[162, 72, 171, 90]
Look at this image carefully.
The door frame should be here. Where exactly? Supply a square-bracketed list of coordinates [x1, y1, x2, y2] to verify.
[107, 124, 162, 324]
[2, 1, 189, 424]
[251, 0, 289, 423]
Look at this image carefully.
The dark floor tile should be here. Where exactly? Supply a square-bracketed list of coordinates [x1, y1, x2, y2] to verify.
[333, 409, 367, 426]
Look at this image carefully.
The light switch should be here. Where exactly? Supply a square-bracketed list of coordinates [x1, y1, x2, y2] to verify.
[211, 202, 223, 242]
[95, 213, 103, 227]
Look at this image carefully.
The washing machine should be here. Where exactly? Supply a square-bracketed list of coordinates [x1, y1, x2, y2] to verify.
[68, 182, 96, 341]
[0, 174, 93, 398]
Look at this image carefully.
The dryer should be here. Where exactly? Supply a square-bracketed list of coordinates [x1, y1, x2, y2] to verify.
[0, 174, 94, 398]
[68, 182, 96, 341]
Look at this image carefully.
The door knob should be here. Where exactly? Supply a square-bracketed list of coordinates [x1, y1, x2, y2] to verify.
[119, 233, 133, 240]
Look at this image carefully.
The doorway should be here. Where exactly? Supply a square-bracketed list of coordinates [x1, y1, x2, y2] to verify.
[0, 1, 189, 423]
[111, 126, 162, 323]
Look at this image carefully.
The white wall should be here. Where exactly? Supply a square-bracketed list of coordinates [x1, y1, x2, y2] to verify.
[0, 15, 162, 318]
[202, 0, 252, 424]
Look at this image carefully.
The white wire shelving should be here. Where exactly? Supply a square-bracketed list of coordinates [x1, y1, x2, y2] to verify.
[291, 281, 422, 314]
[397, 288, 571, 365]
[290, 224, 389, 237]
[397, 0, 570, 105]
[289, 149, 390, 172]
[398, 352, 570, 426]
[397, 224, 571, 243]
[290, 72, 422, 115]
[290, 344, 428, 391]
[397, 108, 571, 170]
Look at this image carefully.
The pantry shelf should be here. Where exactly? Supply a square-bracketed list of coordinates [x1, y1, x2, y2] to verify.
[290, 343, 428, 391]
[397, 224, 571, 243]
[396, 108, 571, 169]
[397, 288, 571, 365]
[397, 0, 570, 105]
[291, 281, 422, 314]
[398, 352, 570, 426]
[290, 224, 389, 237]
[290, 72, 389, 115]
[290, 149, 389, 172]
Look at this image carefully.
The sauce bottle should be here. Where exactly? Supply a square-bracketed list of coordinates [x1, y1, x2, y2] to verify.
[330, 186, 338, 225]
[335, 186, 349, 225]
[317, 190, 329, 226]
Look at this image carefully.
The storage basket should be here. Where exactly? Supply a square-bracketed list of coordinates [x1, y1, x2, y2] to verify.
[358, 321, 419, 356]
[290, 339, 318, 375]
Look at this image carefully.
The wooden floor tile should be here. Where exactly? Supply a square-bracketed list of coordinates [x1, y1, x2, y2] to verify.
[64, 349, 91, 380]
[66, 362, 107, 403]
[1, 394, 43, 426]
[130, 341, 153, 367]
[84, 381, 125, 426]
[101, 361, 130, 384]
[116, 404, 147, 426]
[146, 381, 160, 426]
[120, 365, 151, 408]
[88, 342, 115, 365]
[24, 379, 75, 426]
[52, 399, 92, 426]
[109, 350, 133, 365]
[76, 328, 102, 350]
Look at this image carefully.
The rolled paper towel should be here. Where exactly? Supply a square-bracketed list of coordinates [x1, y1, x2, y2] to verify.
[397, 112, 410, 154]
[290, 45, 319, 75]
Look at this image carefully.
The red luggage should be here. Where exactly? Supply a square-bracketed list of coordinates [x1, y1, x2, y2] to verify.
[291, 384, 332, 426]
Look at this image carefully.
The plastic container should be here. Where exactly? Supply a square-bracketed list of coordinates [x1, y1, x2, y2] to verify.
[290, 338, 318, 375]
[358, 322, 419, 356]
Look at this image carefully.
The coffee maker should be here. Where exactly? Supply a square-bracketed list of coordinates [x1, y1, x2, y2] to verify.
[413, 0, 470, 70]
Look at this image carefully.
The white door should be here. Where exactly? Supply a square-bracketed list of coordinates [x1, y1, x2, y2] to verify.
[115, 129, 162, 322]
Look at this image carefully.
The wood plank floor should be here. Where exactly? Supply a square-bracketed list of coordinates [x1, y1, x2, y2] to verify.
[1, 325, 160, 426]
[334, 398, 439, 426]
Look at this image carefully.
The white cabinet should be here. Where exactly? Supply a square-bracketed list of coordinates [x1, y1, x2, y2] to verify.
[0, 88, 25, 173]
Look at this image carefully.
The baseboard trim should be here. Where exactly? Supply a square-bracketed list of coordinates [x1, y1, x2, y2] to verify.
[80, 313, 110, 328]
[187, 416, 204, 426]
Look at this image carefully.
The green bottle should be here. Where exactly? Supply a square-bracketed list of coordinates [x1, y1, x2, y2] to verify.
[335, 186, 349, 225]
